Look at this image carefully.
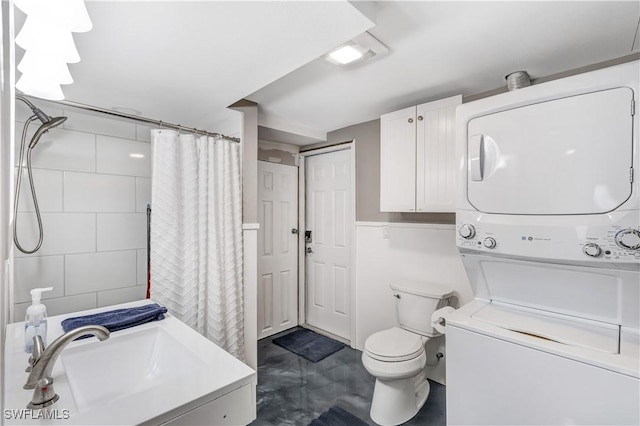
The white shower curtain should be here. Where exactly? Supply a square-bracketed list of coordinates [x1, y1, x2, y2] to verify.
[150, 129, 244, 361]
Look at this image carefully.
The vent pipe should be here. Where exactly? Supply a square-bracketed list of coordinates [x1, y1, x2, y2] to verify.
[505, 71, 531, 91]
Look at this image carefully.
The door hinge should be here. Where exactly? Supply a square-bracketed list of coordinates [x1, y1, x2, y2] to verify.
[631, 167, 635, 183]
[632, 99, 636, 116]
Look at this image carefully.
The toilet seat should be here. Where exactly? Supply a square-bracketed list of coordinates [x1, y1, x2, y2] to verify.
[364, 327, 425, 362]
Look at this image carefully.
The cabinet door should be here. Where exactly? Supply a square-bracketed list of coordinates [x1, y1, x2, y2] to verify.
[416, 95, 461, 212]
[380, 106, 416, 212]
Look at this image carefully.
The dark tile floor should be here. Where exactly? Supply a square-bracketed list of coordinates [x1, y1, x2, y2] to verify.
[251, 327, 446, 426]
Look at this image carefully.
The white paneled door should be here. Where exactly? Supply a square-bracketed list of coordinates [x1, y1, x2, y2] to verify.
[257, 161, 299, 339]
[305, 149, 352, 340]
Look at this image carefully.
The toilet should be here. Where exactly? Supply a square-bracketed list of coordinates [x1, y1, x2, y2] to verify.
[362, 282, 453, 426]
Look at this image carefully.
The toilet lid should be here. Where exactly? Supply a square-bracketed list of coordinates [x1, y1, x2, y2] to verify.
[364, 327, 424, 362]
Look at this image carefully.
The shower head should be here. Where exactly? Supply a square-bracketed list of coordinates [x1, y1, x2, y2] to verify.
[15, 96, 68, 149]
[28, 116, 67, 149]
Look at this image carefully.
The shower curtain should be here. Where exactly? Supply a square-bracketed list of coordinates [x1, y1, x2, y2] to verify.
[150, 129, 244, 360]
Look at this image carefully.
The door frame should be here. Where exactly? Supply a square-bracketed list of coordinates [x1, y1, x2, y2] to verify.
[297, 141, 356, 346]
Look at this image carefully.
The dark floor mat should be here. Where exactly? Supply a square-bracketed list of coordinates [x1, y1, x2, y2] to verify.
[272, 328, 345, 363]
[308, 405, 369, 426]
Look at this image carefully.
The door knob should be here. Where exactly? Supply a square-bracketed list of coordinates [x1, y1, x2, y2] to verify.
[305, 247, 313, 255]
[291, 228, 299, 234]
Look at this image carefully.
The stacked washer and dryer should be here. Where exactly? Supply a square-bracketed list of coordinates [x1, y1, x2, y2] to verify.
[443, 61, 640, 424]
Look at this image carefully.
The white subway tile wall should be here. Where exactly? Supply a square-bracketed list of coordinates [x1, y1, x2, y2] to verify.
[65, 251, 137, 295]
[136, 249, 148, 286]
[64, 172, 136, 212]
[13, 256, 65, 303]
[97, 286, 147, 308]
[14, 106, 151, 320]
[62, 111, 137, 140]
[15, 168, 63, 212]
[16, 128, 96, 173]
[135, 178, 152, 213]
[97, 213, 147, 251]
[14, 293, 98, 321]
[14, 213, 96, 257]
[135, 125, 153, 143]
[96, 135, 151, 177]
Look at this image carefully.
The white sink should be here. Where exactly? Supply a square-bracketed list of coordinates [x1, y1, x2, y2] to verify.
[4, 300, 256, 425]
[61, 326, 207, 412]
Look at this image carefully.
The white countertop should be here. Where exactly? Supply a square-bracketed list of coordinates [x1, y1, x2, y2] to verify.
[4, 300, 256, 425]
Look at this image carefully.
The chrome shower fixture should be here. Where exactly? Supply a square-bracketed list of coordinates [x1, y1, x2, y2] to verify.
[29, 116, 67, 148]
[17, 96, 68, 147]
[18, 96, 52, 123]
[13, 96, 68, 254]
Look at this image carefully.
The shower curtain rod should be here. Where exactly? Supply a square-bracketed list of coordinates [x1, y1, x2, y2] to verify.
[22, 96, 241, 143]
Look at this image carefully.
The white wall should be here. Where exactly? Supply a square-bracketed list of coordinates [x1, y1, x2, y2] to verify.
[12, 104, 152, 321]
[355, 222, 472, 384]
[229, 102, 258, 370]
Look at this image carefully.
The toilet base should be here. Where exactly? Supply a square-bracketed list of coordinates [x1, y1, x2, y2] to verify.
[370, 374, 430, 426]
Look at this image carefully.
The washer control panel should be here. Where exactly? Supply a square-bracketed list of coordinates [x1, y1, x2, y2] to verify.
[589, 227, 640, 261]
[483, 237, 497, 249]
[615, 228, 640, 250]
[456, 211, 640, 264]
[459, 224, 476, 239]
[582, 243, 602, 257]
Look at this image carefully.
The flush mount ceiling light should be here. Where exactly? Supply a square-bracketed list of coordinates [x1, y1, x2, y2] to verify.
[14, 0, 92, 100]
[325, 31, 389, 66]
[329, 44, 364, 65]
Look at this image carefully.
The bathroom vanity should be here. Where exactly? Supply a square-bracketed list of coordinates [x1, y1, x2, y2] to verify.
[3, 300, 257, 425]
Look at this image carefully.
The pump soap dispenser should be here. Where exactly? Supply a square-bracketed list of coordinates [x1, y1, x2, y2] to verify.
[24, 287, 53, 353]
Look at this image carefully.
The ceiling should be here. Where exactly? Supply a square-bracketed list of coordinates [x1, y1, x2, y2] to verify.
[14, 1, 640, 146]
[249, 1, 640, 143]
[15, 1, 374, 133]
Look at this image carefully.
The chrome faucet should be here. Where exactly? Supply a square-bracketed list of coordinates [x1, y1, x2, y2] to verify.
[25, 334, 44, 372]
[24, 325, 110, 409]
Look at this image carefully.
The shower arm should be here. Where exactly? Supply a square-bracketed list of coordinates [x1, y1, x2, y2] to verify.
[16, 95, 51, 124]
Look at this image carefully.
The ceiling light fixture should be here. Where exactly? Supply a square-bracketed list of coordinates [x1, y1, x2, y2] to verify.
[329, 45, 364, 65]
[14, 0, 93, 100]
[325, 31, 389, 66]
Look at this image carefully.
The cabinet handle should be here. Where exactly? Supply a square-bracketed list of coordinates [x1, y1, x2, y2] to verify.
[417, 116, 423, 121]
[408, 118, 414, 123]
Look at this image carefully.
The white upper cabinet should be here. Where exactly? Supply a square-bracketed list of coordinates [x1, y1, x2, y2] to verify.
[380, 95, 461, 212]
[380, 105, 417, 212]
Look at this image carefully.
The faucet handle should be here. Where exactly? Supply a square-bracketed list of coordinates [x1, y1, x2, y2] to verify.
[25, 335, 45, 373]
[27, 376, 59, 409]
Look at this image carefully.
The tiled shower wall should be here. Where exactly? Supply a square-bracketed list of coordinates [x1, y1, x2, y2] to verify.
[13, 103, 153, 321]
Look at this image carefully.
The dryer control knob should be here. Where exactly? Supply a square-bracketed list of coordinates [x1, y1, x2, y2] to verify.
[583, 243, 602, 257]
[615, 229, 640, 250]
[459, 224, 476, 239]
[483, 237, 497, 249]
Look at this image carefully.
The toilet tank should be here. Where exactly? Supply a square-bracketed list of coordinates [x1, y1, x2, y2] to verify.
[391, 282, 454, 337]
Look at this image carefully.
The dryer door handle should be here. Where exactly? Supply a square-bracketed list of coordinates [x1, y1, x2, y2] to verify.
[470, 134, 485, 182]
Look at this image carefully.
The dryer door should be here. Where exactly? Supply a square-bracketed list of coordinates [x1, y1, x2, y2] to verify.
[467, 87, 634, 215]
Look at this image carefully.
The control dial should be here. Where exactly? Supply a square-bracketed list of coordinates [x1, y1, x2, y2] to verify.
[615, 229, 640, 250]
[458, 224, 476, 239]
[483, 237, 497, 249]
[582, 243, 602, 258]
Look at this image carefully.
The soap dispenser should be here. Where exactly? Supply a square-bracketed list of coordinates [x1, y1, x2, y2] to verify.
[24, 287, 53, 353]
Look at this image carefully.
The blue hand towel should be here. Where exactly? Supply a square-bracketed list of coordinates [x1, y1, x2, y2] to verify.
[61, 303, 168, 336]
